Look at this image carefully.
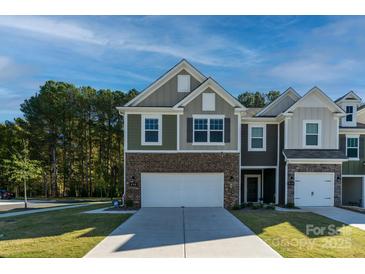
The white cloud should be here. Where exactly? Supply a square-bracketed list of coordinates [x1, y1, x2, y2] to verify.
[269, 58, 359, 83]
[0, 16, 260, 68]
[0, 16, 107, 45]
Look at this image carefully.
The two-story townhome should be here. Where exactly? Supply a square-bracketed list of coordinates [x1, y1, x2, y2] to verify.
[338, 91, 365, 207]
[117, 59, 365, 209]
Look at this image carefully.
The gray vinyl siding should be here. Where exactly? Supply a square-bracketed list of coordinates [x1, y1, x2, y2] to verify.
[286, 107, 338, 149]
[279, 121, 286, 205]
[340, 134, 365, 175]
[261, 95, 296, 116]
[127, 114, 177, 150]
[179, 87, 238, 150]
[137, 69, 201, 107]
[241, 124, 278, 166]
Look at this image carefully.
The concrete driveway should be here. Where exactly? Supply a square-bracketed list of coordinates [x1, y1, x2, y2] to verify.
[85, 207, 281, 258]
[305, 207, 365, 231]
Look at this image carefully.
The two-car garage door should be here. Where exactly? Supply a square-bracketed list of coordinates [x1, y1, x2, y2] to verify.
[141, 173, 224, 207]
[294, 172, 334, 206]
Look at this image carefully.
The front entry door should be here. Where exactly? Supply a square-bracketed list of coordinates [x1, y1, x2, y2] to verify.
[244, 175, 261, 203]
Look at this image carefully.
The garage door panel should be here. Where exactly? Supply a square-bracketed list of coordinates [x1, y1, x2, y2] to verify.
[141, 173, 224, 207]
[294, 172, 334, 207]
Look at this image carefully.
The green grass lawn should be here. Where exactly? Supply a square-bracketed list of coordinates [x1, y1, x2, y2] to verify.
[232, 209, 365, 258]
[0, 203, 130, 258]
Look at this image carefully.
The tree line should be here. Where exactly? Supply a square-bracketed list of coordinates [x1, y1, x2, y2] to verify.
[0, 81, 279, 198]
[0, 81, 137, 198]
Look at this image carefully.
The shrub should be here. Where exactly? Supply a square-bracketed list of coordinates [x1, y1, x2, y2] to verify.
[232, 204, 240, 210]
[285, 203, 295, 208]
[265, 203, 275, 210]
[125, 199, 134, 208]
[252, 202, 261, 209]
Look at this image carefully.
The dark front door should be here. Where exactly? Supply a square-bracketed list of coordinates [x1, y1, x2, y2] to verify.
[247, 177, 259, 202]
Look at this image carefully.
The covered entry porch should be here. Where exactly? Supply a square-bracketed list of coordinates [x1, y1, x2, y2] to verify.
[342, 176, 365, 208]
[241, 168, 277, 204]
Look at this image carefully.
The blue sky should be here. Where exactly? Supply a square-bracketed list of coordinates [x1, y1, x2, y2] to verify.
[1, 16, 365, 122]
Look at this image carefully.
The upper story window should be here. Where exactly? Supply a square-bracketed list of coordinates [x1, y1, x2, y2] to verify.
[177, 75, 190, 92]
[248, 124, 266, 151]
[141, 114, 162, 145]
[193, 115, 224, 144]
[303, 120, 321, 148]
[346, 105, 354, 122]
[202, 93, 216, 111]
[346, 135, 359, 159]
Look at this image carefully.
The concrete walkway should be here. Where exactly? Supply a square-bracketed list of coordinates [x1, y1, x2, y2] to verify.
[0, 203, 90, 218]
[305, 207, 365, 231]
[85, 207, 281, 258]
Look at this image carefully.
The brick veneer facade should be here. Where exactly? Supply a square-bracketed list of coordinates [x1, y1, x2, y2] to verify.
[287, 164, 342, 206]
[125, 153, 240, 208]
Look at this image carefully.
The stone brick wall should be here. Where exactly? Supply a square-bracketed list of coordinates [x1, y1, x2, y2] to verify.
[125, 153, 240, 208]
[287, 164, 342, 206]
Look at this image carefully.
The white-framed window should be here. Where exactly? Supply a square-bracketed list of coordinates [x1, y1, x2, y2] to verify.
[346, 135, 359, 160]
[248, 124, 266, 151]
[346, 105, 354, 122]
[177, 75, 190, 93]
[202, 93, 216, 111]
[141, 114, 162, 145]
[303, 120, 321, 148]
[193, 115, 224, 145]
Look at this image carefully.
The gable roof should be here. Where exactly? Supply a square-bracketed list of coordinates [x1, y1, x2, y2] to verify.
[173, 77, 246, 111]
[125, 59, 207, 107]
[283, 87, 345, 115]
[256, 87, 301, 117]
[335, 90, 362, 103]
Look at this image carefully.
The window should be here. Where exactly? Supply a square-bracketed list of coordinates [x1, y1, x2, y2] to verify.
[346, 106, 354, 122]
[248, 124, 266, 151]
[193, 116, 224, 144]
[202, 93, 216, 111]
[346, 135, 359, 159]
[142, 115, 162, 145]
[194, 118, 208, 142]
[303, 120, 321, 148]
[177, 75, 190, 92]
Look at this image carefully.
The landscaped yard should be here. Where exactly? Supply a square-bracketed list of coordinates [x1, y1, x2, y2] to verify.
[232, 210, 365, 258]
[0, 203, 130, 258]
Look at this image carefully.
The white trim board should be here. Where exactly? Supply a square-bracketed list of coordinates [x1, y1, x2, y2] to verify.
[302, 120, 322, 149]
[248, 124, 267, 151]
[125, 59, 206, 107]
[241, 166, 277, 169]
[173, 77, 245, 110]
[141, 114, 162, 146]
[125, 150, 240, 153]
[244, 174, 261, 203]
[345, 134, 360, 160]
[284, 87, 346, 115]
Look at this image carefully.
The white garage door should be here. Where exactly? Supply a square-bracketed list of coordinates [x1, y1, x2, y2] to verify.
[141, 173, 224, 207]
[294, 172, 334, 206]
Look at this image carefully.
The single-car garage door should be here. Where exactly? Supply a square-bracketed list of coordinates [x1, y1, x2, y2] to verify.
[294, 172, 334, 206]
[141, 173, 224, 207]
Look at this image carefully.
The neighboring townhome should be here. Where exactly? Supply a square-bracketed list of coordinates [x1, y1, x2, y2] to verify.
[118, 59, 365, 209]
[338, 91, 365, 207]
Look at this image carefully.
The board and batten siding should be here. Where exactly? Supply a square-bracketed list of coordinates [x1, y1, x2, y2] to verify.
[241, 124, 278, 166]
[286, 107, 338, 149]
[179, 88, 238, 150]
[136, 69, 202, 107]
[127, 114, 177, 150]
[340, 134, 365, 175]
